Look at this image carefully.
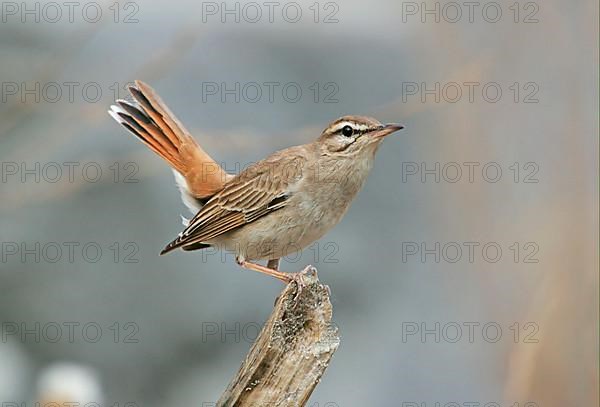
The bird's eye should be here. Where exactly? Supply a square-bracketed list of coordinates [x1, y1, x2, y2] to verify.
[341, 125, 354, 137]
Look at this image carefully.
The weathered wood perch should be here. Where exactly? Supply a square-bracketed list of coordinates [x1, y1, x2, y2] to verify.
[217, 266, 340, 407]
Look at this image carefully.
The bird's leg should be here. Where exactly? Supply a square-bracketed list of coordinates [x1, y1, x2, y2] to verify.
[267, 258, 281, 270]
[236, 256, 292, 283]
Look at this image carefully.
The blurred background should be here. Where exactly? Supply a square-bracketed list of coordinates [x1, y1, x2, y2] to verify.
[0, 0, 598, 405]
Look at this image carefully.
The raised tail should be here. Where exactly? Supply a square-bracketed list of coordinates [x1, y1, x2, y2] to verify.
[108, 80, 232, 201]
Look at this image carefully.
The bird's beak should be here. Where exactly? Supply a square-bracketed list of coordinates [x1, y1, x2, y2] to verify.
[370, 123, 404, 139]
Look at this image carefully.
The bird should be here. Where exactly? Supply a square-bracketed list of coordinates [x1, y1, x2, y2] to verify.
[109, 80, 403, 283]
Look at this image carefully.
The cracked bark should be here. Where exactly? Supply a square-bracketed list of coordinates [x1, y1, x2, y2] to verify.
[217, 266, 340, 407]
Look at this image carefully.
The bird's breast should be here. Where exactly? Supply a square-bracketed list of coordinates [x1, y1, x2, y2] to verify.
[210, 154, 376, 261]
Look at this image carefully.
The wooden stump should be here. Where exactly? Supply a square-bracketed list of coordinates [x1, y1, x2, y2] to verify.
[217, 266, 340, 407]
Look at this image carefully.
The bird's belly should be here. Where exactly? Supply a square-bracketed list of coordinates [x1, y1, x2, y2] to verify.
[209, 193, 346, 261]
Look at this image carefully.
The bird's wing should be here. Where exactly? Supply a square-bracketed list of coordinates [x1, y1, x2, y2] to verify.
[161, 151, 307, 254]
[109, 80, 232, 200]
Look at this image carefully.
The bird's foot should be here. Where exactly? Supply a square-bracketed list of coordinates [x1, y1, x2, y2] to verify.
[236, 258, 317, 293]
[287, 265, 318, 301]
[236, 257, 292, 283]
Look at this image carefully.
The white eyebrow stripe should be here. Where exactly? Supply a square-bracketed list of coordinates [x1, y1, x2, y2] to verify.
[330, 121, 371, 134]
[330, 121, 353, 133]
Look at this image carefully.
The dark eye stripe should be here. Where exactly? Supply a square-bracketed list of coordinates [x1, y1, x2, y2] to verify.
[324, 121, 376, 137]
[335, 125, 369, 136]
